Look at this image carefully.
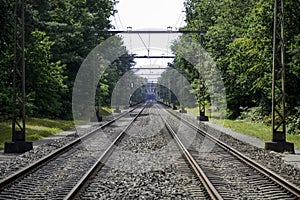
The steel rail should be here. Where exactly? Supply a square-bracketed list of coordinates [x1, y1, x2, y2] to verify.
[64, 105, 146, 199]
[156, 105, 222, 200]
[0, 105, 140, 189]
[164, 107, 300, 198]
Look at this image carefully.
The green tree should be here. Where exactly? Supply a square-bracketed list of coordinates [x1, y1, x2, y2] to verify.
[25, 0, 116, 118]
[26, 30, 67, 118]
[0, 0, 14, 121]
[0, 0, 120, 120]
[183, 0, 300, 126]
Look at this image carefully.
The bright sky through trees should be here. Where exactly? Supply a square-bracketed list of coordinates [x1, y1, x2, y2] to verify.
[110, 0, 186, 77]
[110, 0, 186, 30]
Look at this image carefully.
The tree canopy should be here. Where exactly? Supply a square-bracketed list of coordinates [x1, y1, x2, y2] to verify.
[166, 0, 300, 133]
[0, 0, 137, 121]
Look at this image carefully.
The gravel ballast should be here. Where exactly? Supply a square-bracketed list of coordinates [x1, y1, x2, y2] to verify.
[79, 105, 208, 199]
[0, 104, 299, 198]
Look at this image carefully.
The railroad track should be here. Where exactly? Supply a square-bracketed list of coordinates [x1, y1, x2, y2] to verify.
[66, 103, 211, 199]
[155, 105, 221, 200]
[64, 105, 146, 199]
[2, 102, 299, 199]
[0, 104, 145, 199]
[157, 103, 300, 199]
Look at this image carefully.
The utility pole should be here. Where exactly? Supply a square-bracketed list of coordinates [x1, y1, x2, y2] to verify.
[265, 0, 294, 153]
[5, 0, 33, 153]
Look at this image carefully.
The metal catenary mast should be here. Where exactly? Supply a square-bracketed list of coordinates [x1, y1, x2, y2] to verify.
[5, 0, 33, 153]
[265, 0, 294, 153]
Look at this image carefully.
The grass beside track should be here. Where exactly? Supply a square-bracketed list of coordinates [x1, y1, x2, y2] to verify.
[0, 107, 114, 150]
[98, 107, 112, 117]
[0, 118, 74, 150]
[185, 108, 300, 150]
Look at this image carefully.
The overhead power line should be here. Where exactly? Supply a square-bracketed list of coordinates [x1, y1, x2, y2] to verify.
[116, 11, 125, 30]
[174, 7, 185, 29]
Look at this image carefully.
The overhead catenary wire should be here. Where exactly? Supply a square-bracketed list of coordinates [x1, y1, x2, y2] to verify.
[178, 13, 186, 29]
[112, 1, 185, 76]
[148, 33, 151, 65]
[174, 5, 185, 29]
[113, 14, 120, 30]
[129, 33, 133, 54]
[138, 33, 150, 56]
[116, 11, 125, 30]
[112, 2, 125, 30]
[166, 31, 170, 56]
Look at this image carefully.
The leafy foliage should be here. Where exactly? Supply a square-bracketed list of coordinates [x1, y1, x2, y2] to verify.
[26, 30, 67, 118]
[181, 0, 300, 131]
[0, 0, 137, 121]
[0, 0, 14, 121]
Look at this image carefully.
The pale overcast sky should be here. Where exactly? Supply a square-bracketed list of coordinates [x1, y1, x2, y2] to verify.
[110, 0, 186, 30]
[109, 0, 186, 81]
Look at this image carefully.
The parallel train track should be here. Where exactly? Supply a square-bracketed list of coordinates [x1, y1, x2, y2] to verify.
[64, 105, 146, 199]
[66, 104, 211, 199]
[0, 104, 145, 199]
[157, 103, 300, 199]
[1, 102, 299, 199]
